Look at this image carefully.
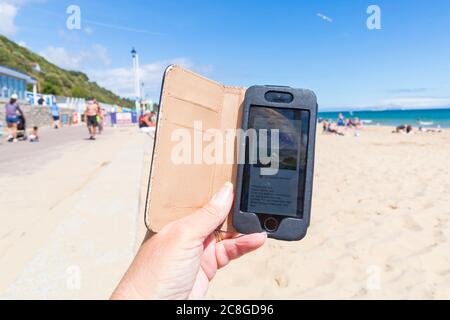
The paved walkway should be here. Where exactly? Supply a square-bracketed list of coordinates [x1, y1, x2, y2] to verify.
[0, 126, 97, 175]
[0, 125, 152, 299]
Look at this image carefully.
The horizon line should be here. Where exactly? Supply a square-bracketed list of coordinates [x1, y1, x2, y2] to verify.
[319, 106, 450, 113]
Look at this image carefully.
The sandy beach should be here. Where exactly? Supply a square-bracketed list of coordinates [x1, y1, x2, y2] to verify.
[1, 125, 450, 299]
[209, 126, 450, 300]
[2, 0, 450, 303]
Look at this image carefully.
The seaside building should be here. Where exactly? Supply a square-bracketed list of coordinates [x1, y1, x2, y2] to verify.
[0, 65, 38, 102]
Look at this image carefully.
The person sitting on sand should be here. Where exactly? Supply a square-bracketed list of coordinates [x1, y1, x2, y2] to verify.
[325, 121, 345, 136]
[111, 182, 266, 300]
[393, 125, 414, 134]
[345, 118, 352, 128]
[322, 119, 330, 133]
[418, 126, 443, 134]
[353, 118, 363, 129]
[394, 125, 406, 133]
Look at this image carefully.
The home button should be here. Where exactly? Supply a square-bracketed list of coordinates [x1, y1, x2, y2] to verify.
[264, 217, 279, 233]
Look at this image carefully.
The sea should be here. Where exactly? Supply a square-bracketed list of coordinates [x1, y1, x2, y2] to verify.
[319, 108, 450, 128]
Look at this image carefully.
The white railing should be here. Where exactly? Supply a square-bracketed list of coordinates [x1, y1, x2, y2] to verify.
[25, 92, 119, 113]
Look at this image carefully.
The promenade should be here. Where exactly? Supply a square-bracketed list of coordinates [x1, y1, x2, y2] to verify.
[0, 126, 151, 299]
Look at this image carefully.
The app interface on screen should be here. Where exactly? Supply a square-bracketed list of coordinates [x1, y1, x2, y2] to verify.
[243, 106, 309, 218]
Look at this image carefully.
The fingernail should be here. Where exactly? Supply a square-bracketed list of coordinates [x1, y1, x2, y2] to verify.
[211, 182, 233, 206]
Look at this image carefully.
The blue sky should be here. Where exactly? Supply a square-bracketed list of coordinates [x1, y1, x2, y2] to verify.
[1, 0, 450, 110]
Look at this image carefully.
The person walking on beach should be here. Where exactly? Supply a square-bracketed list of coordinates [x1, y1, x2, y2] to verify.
[337, 113, 346, 127]
[4, 94, 24, 143]
[96, 104, 105, 135]
[37, 96, 45, 106]
[84, 98, 100, 141]
[51, 98, 61, 129]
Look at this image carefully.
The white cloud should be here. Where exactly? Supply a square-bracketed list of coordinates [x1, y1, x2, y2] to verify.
[91, 44, 111, 65]
[40, 44, 111, 70]
[18, 40, 27, 47]
[381, 97, 450, 109]
[40, 46, 84, 69]
[39, 45, 209, 100]
[57, 28, 80, 41]
[323, 96, 450, 111]
[0, 1, 19, 36]
[0, 0, 47, 36]
[83, 19, 166, 36]
[84, 26, 94, 35]
[88, 58, 199, 99]
[317, 13, 333, 23]
[387, 88, 428, 94]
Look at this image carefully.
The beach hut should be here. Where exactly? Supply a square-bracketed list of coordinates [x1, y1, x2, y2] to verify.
[0, 65, 37, 102]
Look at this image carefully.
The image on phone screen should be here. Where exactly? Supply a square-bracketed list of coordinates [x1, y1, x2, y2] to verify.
[240, 106, 310, 218]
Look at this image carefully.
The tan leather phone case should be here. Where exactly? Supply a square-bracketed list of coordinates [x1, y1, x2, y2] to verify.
[144, 65, 246, 233]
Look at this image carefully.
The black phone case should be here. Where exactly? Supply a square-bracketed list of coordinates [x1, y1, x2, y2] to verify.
[233, 86, 318, 241]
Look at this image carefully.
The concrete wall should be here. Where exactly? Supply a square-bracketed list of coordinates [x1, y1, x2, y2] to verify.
[1, 102, 74, 129]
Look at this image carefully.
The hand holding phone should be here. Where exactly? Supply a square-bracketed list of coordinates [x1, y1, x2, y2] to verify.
[233, 86, 318, 241]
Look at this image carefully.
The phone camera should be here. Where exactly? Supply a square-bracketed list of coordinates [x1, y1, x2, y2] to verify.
[264, 91, 294, 104]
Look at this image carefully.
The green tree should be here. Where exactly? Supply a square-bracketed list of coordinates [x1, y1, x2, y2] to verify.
[42, 82, 58, 95]
[71, 86, 90, 98]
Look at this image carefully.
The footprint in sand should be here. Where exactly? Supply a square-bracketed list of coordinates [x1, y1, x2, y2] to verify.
[389, 204, 399, 210]
[408, 244, 438, 259]
[437, 269, 450, 277]
[423, 202, 434, 210]
[314, 272, 336, 288]
[274, 274, 289, 288]
[433, 230, 447, 244]
[2, 231, 12, 239]
[100, 161, 111, 168]
[435, 217, 449, 229]
[267, 242, 283, 250]
[402, 216, 423, 232]
[231, 274, 253, 287]
[353, 288, 369, 299]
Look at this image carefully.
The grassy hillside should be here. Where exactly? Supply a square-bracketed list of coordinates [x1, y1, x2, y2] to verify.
[0, 35, 133, 108]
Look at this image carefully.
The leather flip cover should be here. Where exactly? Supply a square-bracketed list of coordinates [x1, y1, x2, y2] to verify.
[145, 65, 245, 233]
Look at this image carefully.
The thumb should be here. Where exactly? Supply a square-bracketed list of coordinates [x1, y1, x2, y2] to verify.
[187, 182, 234, 239]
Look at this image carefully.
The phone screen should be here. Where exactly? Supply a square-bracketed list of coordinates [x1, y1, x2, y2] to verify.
[240, 106, 310, 218]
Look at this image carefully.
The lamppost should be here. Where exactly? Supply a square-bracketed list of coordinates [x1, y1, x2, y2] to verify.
[131, 47, 142, 116]
[141, 81, 145, 110]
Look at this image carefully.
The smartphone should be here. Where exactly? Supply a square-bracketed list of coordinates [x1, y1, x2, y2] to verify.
[233, 86, 318, 241]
